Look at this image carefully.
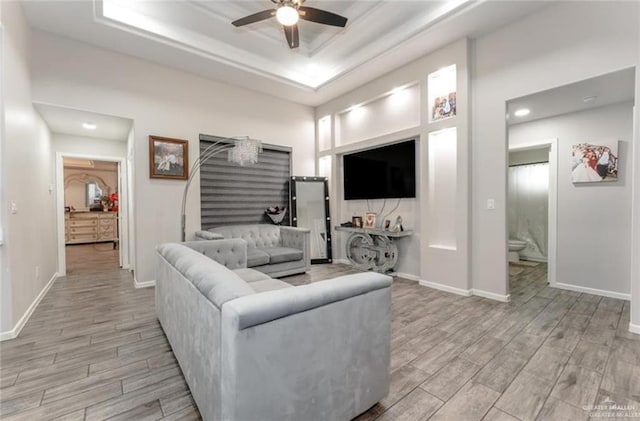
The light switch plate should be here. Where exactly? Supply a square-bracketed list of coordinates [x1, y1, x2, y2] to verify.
[10, 201, 17, 214]
[487, 199, 495, 210]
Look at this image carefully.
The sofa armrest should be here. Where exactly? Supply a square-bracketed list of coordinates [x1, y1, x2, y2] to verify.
[279, 226, 311, 269]
[219, 271, 391, 420]
[222, 272, 391, 330]
[182, 239, 248, 270]
[195, 230, 225, 241]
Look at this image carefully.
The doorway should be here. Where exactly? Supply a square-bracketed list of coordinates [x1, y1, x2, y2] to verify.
[56, 153, 131, 276]
[504, 67, 635, 301]
[506, 140, 558, 299]
[61, 158, 122, 275]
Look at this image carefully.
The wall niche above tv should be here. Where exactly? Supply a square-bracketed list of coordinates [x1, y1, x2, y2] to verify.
[343, 139, 416, 200]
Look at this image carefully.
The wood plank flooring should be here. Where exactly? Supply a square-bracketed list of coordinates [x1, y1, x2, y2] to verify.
[1, 250, 639, 420]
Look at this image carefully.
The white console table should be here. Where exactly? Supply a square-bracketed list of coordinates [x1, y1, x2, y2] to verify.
[335, 226, 413, 273]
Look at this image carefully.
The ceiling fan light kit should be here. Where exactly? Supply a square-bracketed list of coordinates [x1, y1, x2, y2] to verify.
[232, 0, 348, 49]
[276, 5, 299, 26]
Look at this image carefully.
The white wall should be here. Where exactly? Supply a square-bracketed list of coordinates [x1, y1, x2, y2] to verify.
[471, 2, 639, 298]
[510, 102, 634, 296]
[1, 2, 57, 336]
[316, 39, 470, 286]
[30, 31, 315, 286]
[53, 134, 126, 210]
[53, 133, 127, 158]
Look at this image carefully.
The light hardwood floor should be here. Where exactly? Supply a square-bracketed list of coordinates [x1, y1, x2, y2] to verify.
[1, 249, 639, 420]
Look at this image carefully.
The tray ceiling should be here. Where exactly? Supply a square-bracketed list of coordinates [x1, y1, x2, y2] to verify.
[22, 1, 549, 105]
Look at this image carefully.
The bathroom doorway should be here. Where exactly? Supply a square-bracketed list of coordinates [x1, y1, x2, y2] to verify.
[505, 67, 635, 301]
[506, 140, 558, 299]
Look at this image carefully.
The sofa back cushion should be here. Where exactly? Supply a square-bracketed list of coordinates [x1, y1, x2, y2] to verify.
[209, 224, 281, 249]
[157, 243, 254, 309]
[183, 239, 247, 269]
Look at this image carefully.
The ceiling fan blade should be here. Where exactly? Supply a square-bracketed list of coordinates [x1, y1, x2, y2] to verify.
[298, 6, 347, 27]
[232, 9, 275, 27]
[283, 24, 299, 49]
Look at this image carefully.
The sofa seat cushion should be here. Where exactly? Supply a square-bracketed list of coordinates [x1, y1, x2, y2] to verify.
[248, 279, 293, 293]
[233, 268, 272, 283]
[261, 247, 303, 264]
[247, 249, 270, 267]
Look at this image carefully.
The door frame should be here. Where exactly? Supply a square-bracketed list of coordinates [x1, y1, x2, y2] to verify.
[507, 138, 558, 288]
[55, 152, 130, 276]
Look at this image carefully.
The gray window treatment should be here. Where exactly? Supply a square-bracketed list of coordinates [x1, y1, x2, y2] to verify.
[199, 135, 291, 229]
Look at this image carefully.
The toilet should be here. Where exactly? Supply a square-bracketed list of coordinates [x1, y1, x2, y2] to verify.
[508, 239, 527, 263]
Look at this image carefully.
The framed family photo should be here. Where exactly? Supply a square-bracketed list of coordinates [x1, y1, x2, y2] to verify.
[364, 212, 377, 229]
[571, 140, 619, 183]
[149, 136, 189, 180]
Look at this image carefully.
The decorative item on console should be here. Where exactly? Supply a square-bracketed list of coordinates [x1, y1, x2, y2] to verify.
[364, 212, 377, 229]
[110, 192, 119, 212]
[352, 216, 362, 228]
[390, 215, 404, 232]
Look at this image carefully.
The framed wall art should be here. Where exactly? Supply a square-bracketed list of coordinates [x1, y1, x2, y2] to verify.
[149, 135, 189, 180]
[571, 140, 619, 183]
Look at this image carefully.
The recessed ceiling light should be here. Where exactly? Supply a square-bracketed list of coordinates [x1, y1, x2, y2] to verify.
[583, 95, 598, 104]
[514, 109, 530, 117]
[82, 122, 97, 130]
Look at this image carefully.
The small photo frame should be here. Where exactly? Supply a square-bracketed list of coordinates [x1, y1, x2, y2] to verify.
[149, 135, 189, 180]
[364, 212, 377, 229]
[352, 216, 363, 228]
[384, 219, 391, 230]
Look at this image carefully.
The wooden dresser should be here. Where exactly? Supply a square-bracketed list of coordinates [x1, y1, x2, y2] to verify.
[65, 212, 118, 244]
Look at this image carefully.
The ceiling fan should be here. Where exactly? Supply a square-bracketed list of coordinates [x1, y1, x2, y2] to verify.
[231, 0, 348, 49]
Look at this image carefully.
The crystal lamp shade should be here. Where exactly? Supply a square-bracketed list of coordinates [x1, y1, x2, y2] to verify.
[228, 137, 262, 166]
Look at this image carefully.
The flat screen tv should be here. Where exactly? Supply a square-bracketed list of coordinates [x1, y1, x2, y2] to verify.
[343, 139, 416, 200]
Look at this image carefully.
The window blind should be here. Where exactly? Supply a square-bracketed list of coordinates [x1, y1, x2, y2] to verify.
[199, 135, 291, 229]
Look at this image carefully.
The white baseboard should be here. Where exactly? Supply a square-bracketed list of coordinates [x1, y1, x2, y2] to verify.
[396, 272, 420, 282]
[419, 279, 472, 297]
[555, 282, 630, 301]
[134, 277, 156, 289]
[629, 322, 640, 335]
[472, 289, 511, 302]
[0, 272, 59, 341]
[333, 259, 350, 265]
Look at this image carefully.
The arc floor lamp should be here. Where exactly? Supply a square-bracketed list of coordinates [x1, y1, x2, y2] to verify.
[181, 136, 262, 241]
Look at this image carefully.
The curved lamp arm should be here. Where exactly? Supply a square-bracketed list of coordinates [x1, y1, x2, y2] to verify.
[181, 137, 261, 241]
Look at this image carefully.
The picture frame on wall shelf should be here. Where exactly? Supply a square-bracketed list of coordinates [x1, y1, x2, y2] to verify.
[149, 135, 189, 180]
[364, 212, 377, 229]
[352, 216, 363, 228]
[431, 91, 457, 121]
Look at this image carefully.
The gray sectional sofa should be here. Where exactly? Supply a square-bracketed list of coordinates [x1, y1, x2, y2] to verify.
[156, 239, 392, 421]
[195, 224, 310, 277]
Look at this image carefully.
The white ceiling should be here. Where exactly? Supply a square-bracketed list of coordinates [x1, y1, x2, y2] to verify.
[507, 67, 636, 126]
[34, 103, 133, 140]
[21, 0, 551, 106]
